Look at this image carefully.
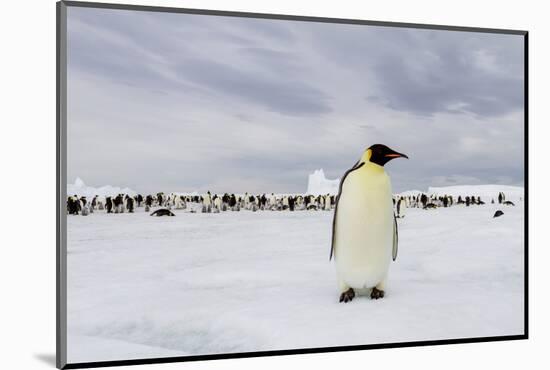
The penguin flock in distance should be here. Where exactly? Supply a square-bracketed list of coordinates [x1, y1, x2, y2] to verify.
[67, 190, 512, 217]
[66, 168, 517, 220]
[66, 191, 339, 216]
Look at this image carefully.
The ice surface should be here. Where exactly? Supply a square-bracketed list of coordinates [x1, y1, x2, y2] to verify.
[306, 169, 340, 195]
[396, 189, 424, 197]
[304, 169, 523, 201]
[67, 201, 525, 363]
[427, 184, 524, 202]
[67, 178, 137, 199]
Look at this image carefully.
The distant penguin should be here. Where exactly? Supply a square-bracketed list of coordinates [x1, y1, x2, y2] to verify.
[289, 196, 296, 211]
[203, 191, 212, 212]
[493, 210, 504, 218]
[282, 196, 289, 210]
[105, 197, 113, 213]
[324, 194, 331, 211]
[213, 196, 222, 212]
[144, 204, 150, 212]
[81, 206, 89, 216]
[331, 144, 408, 302]
[174, 195, 185, 209]
[396, 197, 405, 218]
[181, 197, 187, 210]
[145, 195, 153, 208]
[420, 193, 428, 208]
[67, 196, 79, 215]
[269, 193, 277, 208]
[150, 208, 175, 217]
[126, 196, 135, 213]
[503, 200, 515, 206]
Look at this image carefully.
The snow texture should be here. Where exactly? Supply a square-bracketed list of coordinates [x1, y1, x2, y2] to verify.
[67, 196, 524, 363]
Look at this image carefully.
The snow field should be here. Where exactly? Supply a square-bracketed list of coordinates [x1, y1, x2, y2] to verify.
[67, 201, 524, 363]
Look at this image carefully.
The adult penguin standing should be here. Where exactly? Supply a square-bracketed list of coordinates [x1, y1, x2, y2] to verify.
[330, 144, 408, 302]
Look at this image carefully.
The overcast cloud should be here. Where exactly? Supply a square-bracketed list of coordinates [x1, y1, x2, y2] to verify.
[66, 7, 525, 194]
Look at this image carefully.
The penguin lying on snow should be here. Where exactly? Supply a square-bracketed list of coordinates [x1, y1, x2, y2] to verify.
[331, 144, 408, 302]
[493, 210, 504, 218]
[503, 201, 515, 206]
[150, 209, 175, 217]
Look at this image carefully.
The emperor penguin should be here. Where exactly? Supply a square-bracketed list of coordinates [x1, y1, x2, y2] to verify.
[324, 194, 332, 211]
[213, 195, 222, 211]
[330, 144, 408, 302]
[396, 197, 405, 218]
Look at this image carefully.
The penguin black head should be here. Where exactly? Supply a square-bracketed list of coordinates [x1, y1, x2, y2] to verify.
[366, 144, 408, 167]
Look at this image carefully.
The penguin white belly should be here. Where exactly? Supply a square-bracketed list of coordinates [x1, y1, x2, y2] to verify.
[335, 166, 393, 289]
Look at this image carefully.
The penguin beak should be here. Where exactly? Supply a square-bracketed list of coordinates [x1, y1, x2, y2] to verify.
[385, 151, 409, 159]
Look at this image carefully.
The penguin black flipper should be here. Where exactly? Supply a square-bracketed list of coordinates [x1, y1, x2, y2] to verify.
[392, 213, 398, 261]
[330, 160, 365, 260]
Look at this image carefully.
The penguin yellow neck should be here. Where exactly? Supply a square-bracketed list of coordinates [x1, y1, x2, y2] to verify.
[360, 149, 372, 163]
[360, 149, 385, 173]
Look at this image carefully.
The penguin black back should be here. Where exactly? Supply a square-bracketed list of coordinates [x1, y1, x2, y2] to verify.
[150, 208, 175, 217]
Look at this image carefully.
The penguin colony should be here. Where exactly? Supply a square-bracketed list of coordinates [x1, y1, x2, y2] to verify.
[66, 187, 517, 217]
[66, 191, 339, 215]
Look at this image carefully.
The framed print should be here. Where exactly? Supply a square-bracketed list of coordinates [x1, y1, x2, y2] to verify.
[57, 1, 528, 368]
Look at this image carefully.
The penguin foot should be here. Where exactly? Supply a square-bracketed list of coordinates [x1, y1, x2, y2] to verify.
[370, 287, 385, 300]
[339, 288, 355, 303]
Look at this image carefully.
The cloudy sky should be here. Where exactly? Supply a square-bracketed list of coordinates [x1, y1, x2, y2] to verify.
[66, 6, 525, 194]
